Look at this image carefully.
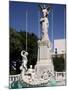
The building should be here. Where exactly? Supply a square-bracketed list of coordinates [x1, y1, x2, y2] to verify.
[54, 39, 66, 55]
[52, 39, 66, 72]
[52, 39, 66, 59]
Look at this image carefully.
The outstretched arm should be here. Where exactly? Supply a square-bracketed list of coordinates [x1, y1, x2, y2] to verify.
[21, 50, 26, 58]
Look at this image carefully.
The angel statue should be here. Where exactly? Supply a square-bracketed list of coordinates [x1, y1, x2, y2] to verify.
[39, 5, 51, 48]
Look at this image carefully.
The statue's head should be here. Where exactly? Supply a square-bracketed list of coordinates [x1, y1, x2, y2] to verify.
[25, 51, 28, 56]
[30, 65, 32, 69]
[42, 6, 51, 17]
[42, 8, 49, 17]
[39, 4, 51, 17]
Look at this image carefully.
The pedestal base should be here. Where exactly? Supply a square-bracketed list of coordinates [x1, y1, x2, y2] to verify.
[35, 61, 54, 80]
[35, 40, 54, 82]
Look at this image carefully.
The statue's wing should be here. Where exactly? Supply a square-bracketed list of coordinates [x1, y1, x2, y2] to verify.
[38, 4, 43, 11]
[43, 4, 46, 9]
[46, 5, 52, 12]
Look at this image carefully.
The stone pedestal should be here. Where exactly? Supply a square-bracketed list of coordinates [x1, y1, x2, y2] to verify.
[35, 40, 54, 81]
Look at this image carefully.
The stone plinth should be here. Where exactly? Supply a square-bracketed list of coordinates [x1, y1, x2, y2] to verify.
[35, 40, 54, 81]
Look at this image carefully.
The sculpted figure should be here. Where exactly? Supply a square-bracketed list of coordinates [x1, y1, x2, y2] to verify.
[40, 6, 51, 48]
[21, 50, 28, 71]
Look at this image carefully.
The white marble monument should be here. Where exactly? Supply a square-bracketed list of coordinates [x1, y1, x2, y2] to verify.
[35, 6, 54, 82]
[20, 5, 54, 85]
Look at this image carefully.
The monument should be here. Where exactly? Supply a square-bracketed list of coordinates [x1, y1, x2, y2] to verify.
[35, 5, 54, 83]
[20, 5, 54, 85]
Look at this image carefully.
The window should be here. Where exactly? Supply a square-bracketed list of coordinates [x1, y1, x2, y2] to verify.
[55, 48, 57, 54]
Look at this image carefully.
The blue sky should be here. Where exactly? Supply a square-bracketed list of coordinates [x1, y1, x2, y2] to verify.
[9, 1, 66, 42]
